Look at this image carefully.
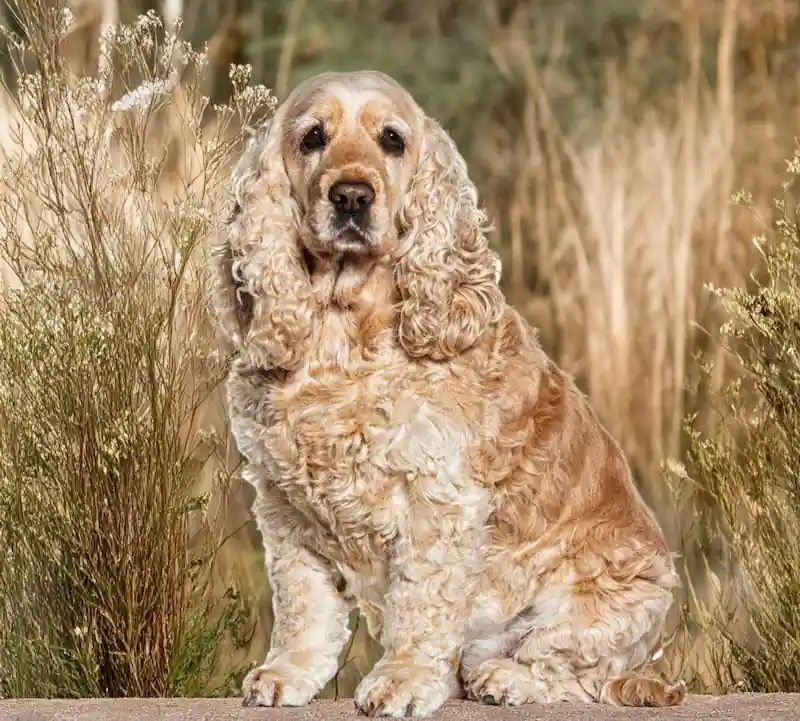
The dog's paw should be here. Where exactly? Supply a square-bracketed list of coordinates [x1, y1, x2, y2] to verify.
[463, 659, 532, 707]
[241, 664, 317, 708]
[354, 659, 456, 717]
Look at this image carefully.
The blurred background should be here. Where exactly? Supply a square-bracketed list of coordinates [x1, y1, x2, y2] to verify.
[2, 0, 799, 700]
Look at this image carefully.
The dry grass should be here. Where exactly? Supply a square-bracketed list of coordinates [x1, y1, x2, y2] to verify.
[0, 0, 271, 697]
[664, 146, 800, 692]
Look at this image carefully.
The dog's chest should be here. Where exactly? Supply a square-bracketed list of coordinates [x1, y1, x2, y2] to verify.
[230, 361, 407, 565]
[228, 345, 474, 634]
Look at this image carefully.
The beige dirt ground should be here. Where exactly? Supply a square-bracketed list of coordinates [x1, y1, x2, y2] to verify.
[1, 696, 799, 720]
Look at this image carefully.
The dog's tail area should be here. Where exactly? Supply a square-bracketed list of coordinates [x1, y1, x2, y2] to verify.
[599, 673, 686, 707]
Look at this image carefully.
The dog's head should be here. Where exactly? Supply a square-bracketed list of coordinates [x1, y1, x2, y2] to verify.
[279, 71, 419, 259]
[215, 71, 504, 363]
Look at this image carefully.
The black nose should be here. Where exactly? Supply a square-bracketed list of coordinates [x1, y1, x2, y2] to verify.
[328, 181, 375, 217]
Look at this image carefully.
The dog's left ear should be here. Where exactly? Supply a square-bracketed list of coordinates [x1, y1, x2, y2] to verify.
[394, 117, 504, 360]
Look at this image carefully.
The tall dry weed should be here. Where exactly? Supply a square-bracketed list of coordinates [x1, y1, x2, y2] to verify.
[478, 6, 770, 514]
[0, 0, 271, 697]
[665, 143, 800, 692]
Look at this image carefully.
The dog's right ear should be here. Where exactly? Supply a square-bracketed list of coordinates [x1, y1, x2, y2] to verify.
[209, 103, 315, 371]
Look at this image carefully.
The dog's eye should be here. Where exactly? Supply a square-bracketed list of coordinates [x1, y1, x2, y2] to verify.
[300, 125, 327, 153]
[379, 127, 405, 155]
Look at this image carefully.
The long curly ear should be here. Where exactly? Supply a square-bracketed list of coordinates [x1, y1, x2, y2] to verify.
[394, 118, 504, 360]
[209, 105, 314, 371]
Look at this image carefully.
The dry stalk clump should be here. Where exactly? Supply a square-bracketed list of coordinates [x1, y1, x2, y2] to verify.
[666, 145, 800, 693]
[0, 0, 272, 697]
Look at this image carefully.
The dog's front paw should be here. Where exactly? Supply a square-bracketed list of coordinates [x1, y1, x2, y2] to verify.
[241, 664, 318, 708]
[354, 659, 458, 717]
[463, 659, 533, 707]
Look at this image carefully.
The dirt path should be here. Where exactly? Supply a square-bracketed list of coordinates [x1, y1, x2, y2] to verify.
[1, 696, 799, 720]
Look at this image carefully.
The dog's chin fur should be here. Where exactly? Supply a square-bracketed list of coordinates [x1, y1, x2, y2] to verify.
[311, 226, 386, 260]
[304, 201, 395, 261]
[210, 69, 686, 717]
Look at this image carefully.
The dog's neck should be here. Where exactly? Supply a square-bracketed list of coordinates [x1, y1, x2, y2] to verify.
[306, 252, 397, 364]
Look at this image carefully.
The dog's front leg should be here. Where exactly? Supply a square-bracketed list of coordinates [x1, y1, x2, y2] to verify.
[354, 475, 488, 718]
[242, 483, 353, 707]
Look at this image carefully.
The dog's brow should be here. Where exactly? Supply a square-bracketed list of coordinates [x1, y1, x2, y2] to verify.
[382, 119, 411, 136]
[292, 115, 324, 134]
[359, 101, 413, 134]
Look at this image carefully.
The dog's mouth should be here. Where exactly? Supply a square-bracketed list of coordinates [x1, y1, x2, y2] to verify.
[303, 205, 396, 262]
[329, 218, 374, 254]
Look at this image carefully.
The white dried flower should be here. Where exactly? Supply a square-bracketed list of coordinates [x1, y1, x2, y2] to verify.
[72, 625, 87, 639]
[111, 79, 170, 112]
[63, 88, 86, 127]
[99, 23, 117, 42]
[229, 64, 253, 92]
[60, 7, 74, 36]
[134, 9, 162, 32]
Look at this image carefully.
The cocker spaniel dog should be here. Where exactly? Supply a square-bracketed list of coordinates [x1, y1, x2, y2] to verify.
[209, 70, 685, 717]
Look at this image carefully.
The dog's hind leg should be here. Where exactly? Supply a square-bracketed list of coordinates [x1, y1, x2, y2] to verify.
[460, 558, 685, 707]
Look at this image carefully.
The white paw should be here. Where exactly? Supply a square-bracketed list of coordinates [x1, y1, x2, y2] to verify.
[464, 659, 531, 707]
[354, 660, 456, 717]
[241, 664, 318, 708]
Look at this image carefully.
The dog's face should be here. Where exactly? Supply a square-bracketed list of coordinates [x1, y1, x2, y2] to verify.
[213, 70, 503, 366]
[278, 71, 424, 259]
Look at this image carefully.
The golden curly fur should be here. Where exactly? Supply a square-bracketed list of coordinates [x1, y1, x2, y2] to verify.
[209, 70, 685, 717]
